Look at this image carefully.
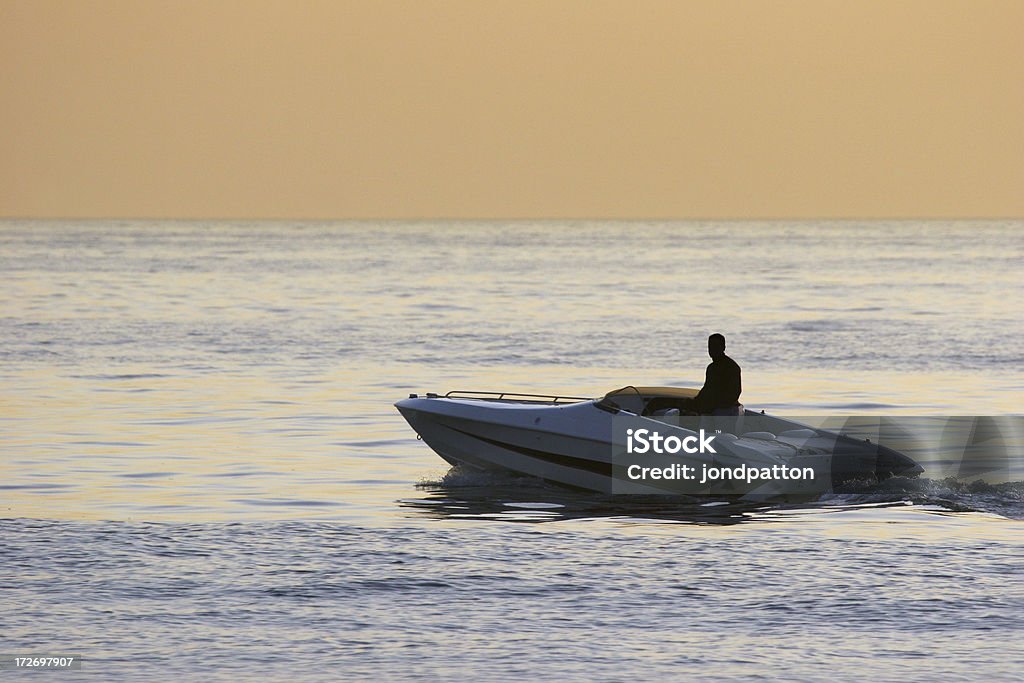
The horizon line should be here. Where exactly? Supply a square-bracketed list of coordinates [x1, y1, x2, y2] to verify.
[2, 215, 1022, 223]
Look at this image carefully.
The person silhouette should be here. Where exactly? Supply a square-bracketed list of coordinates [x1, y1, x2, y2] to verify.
[691, 333, 742, 416]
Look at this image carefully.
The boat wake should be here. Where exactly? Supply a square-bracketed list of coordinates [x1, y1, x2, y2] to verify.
[407, 467, 1024, 523]
[827, 476, 1024, 519]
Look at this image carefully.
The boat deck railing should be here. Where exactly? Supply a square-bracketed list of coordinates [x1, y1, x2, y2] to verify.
[441, 390, 593, 404]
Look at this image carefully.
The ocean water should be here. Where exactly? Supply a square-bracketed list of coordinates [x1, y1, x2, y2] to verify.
[1, 220, 1022, 681]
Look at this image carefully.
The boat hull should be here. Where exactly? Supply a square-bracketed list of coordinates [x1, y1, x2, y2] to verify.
[396, 395, 924, 496]
[397, 398, 617, 491]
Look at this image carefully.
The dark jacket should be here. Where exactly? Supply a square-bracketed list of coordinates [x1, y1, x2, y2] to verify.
[694, 354, 742, 413]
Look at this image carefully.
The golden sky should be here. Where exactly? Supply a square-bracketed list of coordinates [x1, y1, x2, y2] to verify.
[2, 0, 1022, 219]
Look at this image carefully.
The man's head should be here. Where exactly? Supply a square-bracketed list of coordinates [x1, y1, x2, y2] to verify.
[708, 333, 726, 359]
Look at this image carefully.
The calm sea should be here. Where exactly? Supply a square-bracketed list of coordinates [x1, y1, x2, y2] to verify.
[1, 220, 1022, 681]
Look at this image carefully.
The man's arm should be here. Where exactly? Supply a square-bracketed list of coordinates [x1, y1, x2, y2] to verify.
[692, 362, 716, 412]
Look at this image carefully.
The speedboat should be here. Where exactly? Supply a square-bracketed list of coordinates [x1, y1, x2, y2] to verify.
[395, 386, 924, 498]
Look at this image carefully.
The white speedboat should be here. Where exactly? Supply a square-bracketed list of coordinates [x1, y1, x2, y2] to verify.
[396, 386, 924, 497]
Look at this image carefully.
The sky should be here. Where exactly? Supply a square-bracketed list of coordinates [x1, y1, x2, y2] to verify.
[1, 0, 1022, 220]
